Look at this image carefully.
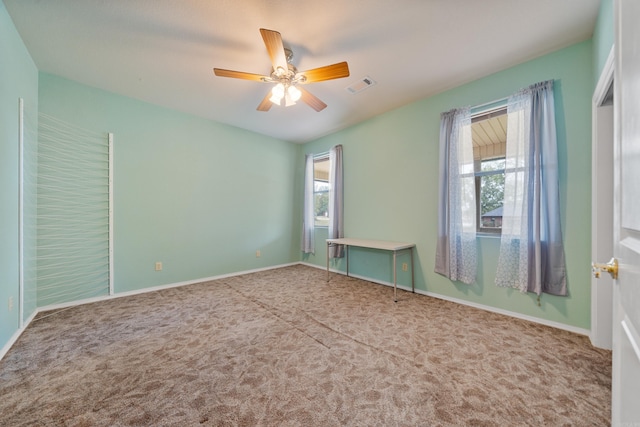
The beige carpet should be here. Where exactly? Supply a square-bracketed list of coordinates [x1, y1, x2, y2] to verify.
[0, 265, 611, 426]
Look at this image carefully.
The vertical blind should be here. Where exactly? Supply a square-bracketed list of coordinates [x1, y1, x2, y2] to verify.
[34, 113, 111, 306]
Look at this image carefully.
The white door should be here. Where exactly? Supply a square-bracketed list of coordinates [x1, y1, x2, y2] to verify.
[611, 0, 640, 424]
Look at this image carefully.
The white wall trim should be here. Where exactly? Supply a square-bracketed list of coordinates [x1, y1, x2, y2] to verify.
[590, 44, 615, 350]
[0, 309, 37, 362]
[37, 262, 300, 313]
[108, 133, 114, 296]
[2, 260, 589, 362]
[302, 262, 590, 337]
[0, 262, 297, 361]
[593, 46, 615, 106]
[417, 289, 590, 337]
[18, 98, 24, 329]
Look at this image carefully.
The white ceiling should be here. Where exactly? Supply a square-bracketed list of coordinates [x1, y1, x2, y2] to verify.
[4, 0, 600, 143]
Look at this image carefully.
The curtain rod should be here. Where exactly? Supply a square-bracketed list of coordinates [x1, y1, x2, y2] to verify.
[472, 96, 508, 112]
[471, 78, 553, 112]
[312, 150, 330, 158]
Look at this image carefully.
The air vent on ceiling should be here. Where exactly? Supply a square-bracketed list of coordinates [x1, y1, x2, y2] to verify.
[346, 76, 377, 94]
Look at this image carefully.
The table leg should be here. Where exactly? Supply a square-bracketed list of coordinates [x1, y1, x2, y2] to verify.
[411, 246, 415, 293]
[393, 250, 397, 302]
[346, 245, 349, 277]
[326, 242, 330, 282]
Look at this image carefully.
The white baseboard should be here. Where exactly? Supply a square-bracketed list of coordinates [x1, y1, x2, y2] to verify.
[0, 309, 38, 361]
[417, 290, 590, 337]
[37, 262, 299, 313]
[2, 261, 589, 362]
[0, 262, 298, 362]
[301, 261, 590, 337]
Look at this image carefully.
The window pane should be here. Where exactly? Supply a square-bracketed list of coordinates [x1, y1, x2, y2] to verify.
[473, 108, 507, 233]
[314, 158, 330, 181]
[481, 158, 505, 172]
[313, 156, 331, 227]
[314, 181, 329, 192]
[480, 169, 504, 229]
[314, 191, 329, 227]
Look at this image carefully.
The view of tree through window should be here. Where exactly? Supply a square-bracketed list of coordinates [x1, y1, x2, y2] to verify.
[314, 157, 330, 227]
[479, 158, 505, 230]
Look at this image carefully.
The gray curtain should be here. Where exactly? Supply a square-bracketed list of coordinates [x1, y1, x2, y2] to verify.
[301, 154, 315, 254]
[328, 145, 344, 258]
[434, 107, 477, 284]
[495, 80, 567, 296]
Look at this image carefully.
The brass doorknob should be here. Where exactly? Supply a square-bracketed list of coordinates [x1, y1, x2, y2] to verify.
[592, 258, 618, 279]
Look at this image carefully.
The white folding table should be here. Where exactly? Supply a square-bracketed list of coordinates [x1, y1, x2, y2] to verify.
[326, 238, 415, 302]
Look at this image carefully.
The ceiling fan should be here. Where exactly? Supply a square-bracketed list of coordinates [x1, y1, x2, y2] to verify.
[213, 28, 350, 112]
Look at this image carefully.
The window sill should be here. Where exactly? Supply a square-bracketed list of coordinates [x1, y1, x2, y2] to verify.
[477, 232, 501, 239]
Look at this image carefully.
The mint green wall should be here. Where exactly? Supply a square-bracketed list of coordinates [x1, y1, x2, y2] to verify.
[302, 41, 593, 330]
[0, 3, 38, 349]
[38, 74, 300, 296]
[593, 0, 614, 86]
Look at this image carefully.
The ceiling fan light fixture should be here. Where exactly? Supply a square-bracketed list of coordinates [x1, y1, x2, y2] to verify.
[269, 94, 282, 105]
[270, 83, 285, 105]
[284, 93, 296, 107]
[272, 83, 285, 97]
[287, 85, 301, 102]
[270, 82, 300, 107]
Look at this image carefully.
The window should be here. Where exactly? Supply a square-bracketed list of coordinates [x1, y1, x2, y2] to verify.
[313, 156, 330, 227]
[472, 107, 507, 233]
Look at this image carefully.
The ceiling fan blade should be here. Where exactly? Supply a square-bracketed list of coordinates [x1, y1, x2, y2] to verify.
[297, 62, 350, 83]
[257, 91, 273, 112]
[213, 68, 270, 82]
[259, 28, 288, 72]
[299, 87, 327, 112]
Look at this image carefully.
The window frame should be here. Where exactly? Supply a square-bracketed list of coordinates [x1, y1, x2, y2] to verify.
[313, 154, 330, 228]
[471, 105, 507, 235]
[475, 159, 506, 234]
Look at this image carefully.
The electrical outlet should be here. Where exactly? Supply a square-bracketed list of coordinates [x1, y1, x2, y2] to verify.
[155, 262, 163, 271]
[256, 250, 261, 258]
[402, 263, 408, 272]
[8, 296, 13, 311]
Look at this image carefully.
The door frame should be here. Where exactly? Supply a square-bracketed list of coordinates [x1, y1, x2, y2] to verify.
[591, 47, 615, 350]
